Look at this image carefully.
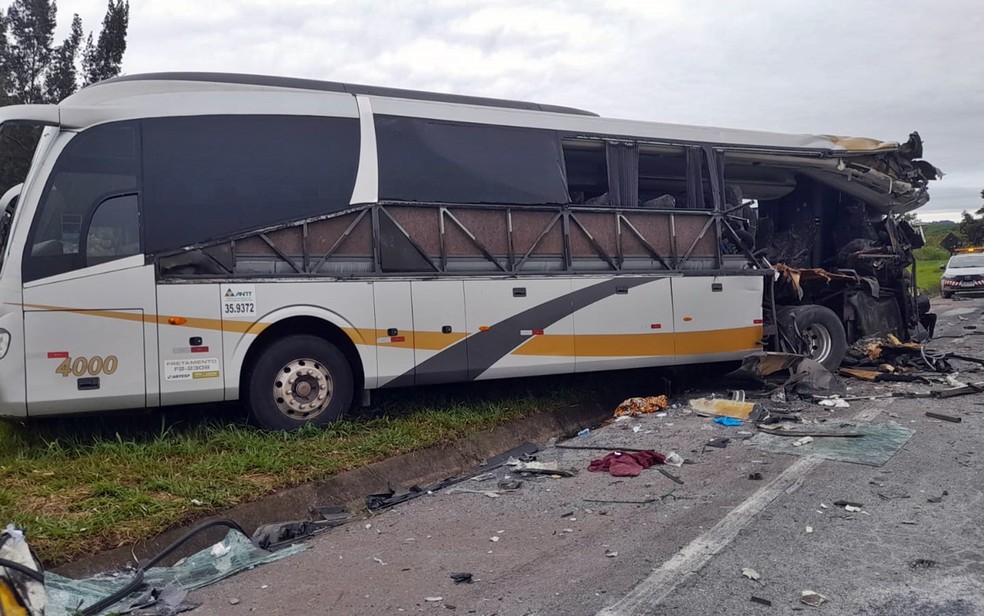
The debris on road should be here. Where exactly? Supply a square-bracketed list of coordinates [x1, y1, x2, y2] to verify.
[424, 596, 444, 602]
[805, 526, 814, 533]
[925, 411, 962, 423]
[605, 549, 619, 558]
[742, 567, 761, 581]
[664, 452, 684, 467]
[506, 459, 577, 478]
[757, 427, 863, 438]
[748, 472, 764, 480]
[614, 395, 669, 417]
[690, 397, 757, 421]
[705, 438, 731, 449]
[817, 396, 850, 408]
[252, 520, 326, 550]
[792, 436, 814, 447]
[800, 590, 828, 607]
[834, 500, 864, 508]
[751, 423, 914, 466]
[557, 444, 658, 453]
[657, 467, 685, 485]
[450, 572, 473, 584]
[587, 451, 666, 477]
[750, 595, 773, 606]
[46, 525, 304, 616]
[713, 416, 744, 427]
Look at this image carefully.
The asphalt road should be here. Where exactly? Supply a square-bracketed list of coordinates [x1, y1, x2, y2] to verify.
[193, 296, 984, 615]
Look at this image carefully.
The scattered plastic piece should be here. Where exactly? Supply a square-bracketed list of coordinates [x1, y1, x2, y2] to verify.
[664, 452, 684, 467]
[690, 397, 757, 420]
[714, 417, 744, 427]
[425, 596, 444, 602]
[605, 550, 618, 558]
[450, 572, 473, 584]
[706, 438, 730, 449]
[742, 567, 761, 581]
[490, 536, 499, 542]
[844, 505, 862, 513]
[805, 526, 814, 534]
[210, 542, 231, 558]
[578, 428, 591, 437]
[818, 397, 850, 408]
[373, 557, 387, 566]
[800, 590, 828, 607]
[792, 436, 814, 447]
[750, 595, 772, 606]
[748, 472, 764, 481]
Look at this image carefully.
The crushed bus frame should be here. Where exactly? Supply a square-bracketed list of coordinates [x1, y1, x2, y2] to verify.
[0, 73, 940, 429]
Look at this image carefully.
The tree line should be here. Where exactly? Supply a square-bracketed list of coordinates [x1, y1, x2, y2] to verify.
[0, 0, 129, 194]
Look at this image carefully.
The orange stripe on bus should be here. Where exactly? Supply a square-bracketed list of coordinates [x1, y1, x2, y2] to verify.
[21, 303, 268, 335]
[511, 326, 763, 357]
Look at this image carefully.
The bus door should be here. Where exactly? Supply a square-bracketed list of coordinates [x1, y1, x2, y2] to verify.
[157, 283, 225, 405]
[22, 193, 156, 415]
[410, 279, 467, 385]
[572, 276, 676, 372]
[373, 280, 416, 387]
[464, 278, 574, 380]
[672, 276, 764, 361]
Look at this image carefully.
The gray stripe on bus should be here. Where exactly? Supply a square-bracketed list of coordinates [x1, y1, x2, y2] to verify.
[385, 277, 660, 388]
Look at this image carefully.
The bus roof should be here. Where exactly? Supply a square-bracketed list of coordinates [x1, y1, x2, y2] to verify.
[59, 72, 905, 156]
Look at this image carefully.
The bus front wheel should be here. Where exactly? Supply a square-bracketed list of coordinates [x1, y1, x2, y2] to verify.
[245, 334, 354, 430]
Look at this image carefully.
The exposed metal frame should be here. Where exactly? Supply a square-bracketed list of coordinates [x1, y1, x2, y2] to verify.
[156, 200, 772, 282]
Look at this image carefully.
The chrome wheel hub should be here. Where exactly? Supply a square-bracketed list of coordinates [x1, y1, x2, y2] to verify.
[800, 324, 833, 364]
[273, 358, 332, 419]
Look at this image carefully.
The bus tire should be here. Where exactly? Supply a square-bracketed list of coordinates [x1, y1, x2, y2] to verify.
[245, 334, 353, 431]
[941, 291, 953, 299]
[778, 304, 847, 372]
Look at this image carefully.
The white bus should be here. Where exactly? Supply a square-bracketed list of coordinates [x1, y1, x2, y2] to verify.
[0, 73, 938, 429]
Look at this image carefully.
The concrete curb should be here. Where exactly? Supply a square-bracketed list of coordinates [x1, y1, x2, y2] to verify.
[55, 401, 610, 577]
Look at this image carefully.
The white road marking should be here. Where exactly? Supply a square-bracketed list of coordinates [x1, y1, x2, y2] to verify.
[598, 405, 884, 616]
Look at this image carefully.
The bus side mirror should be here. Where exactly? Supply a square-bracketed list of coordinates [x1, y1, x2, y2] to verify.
[939, 264, 946, 270]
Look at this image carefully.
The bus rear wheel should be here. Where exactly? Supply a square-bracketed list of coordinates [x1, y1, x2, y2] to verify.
[245, 334, 353, 430]
[778, 304, 847, 372]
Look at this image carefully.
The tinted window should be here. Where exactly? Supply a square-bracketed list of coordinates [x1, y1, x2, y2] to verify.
[375, 116, 569, 205]
[24, 122, 139, 281]
[142, 115, 359, 253]
[86, 194, 140, 265]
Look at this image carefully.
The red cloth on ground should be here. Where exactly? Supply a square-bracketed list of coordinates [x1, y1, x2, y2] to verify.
[587, 451, 666, 477]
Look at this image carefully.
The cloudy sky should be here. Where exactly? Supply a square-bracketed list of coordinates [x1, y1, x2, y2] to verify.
[62, 0, 982, 221]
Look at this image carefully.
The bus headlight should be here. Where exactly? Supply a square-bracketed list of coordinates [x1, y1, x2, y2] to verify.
[0, 329, 10, 359]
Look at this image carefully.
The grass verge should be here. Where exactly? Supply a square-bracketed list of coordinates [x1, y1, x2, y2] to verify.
[0, 370, 660, 565]
[916, 258, 947, 295]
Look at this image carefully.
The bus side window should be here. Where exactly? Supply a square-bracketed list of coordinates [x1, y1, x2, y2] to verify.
[85, 194, 140, 266]
[563, 141, 608, 205]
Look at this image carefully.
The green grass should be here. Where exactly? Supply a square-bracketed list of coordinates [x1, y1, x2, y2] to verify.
[0, 370, 665, 565]
[916, 258, 947, 296]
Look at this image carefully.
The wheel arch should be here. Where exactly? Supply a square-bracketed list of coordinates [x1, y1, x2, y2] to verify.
[229, 307, 369, 401]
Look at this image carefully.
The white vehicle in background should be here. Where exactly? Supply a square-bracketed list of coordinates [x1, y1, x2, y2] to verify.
[940, 249, 984, 298]
[0, 73, 938, 430]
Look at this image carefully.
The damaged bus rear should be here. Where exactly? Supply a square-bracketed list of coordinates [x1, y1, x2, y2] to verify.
[739, 133, 940, 364]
